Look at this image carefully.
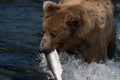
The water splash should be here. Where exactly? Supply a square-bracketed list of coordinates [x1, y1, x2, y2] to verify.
[39, 52, 120, 80]
[62, 54, 120, 80]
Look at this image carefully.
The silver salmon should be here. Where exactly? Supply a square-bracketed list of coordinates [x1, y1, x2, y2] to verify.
[45, 49, 63, 80]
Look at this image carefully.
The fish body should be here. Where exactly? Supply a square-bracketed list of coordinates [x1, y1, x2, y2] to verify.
[45, 49, 63, 80]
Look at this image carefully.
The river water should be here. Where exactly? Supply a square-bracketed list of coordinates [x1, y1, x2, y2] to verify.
[0, 0, 120, 80]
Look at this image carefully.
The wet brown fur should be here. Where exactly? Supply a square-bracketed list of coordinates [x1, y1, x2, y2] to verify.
[40, 0, 116, 63]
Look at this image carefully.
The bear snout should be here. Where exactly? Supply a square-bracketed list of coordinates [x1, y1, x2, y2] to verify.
[39, 35, 53, 53]
[39, 49, 48, 54]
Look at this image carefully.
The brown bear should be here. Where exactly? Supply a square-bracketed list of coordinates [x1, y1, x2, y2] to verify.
[40, 0, 116, 63]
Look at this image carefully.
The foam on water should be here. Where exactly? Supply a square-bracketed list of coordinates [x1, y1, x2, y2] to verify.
[61, 54, 120, 80]
[38, 52, 120, 80]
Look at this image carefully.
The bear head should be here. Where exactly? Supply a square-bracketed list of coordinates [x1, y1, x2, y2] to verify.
[40, 1, 96, 53]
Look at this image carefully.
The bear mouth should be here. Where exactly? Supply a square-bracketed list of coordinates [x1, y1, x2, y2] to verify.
[39, 49, 55, 54]
[39, 49, 49, 54]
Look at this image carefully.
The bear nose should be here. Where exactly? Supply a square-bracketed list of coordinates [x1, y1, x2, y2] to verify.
[38, 49, 48, 54]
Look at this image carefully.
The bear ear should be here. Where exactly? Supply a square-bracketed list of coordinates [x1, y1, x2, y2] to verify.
[43, 1, 60, 12]
[66, 16, 83, 31]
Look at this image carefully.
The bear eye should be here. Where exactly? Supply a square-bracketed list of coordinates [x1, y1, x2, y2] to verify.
[50, 32, 57, 38]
